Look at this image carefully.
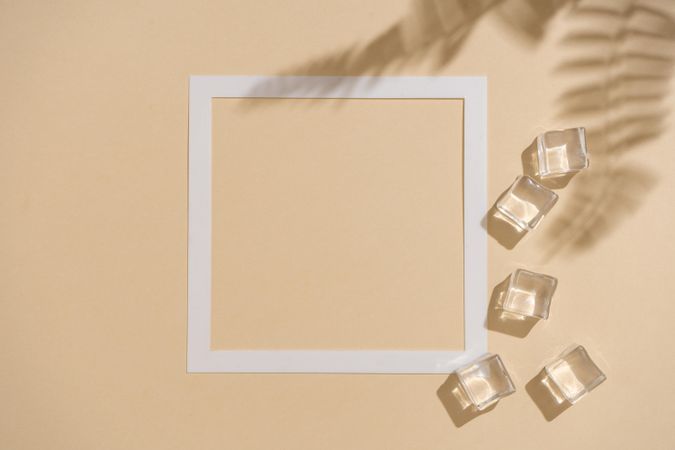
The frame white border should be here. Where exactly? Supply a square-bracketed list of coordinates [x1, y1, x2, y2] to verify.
[188, 76, 487, 373]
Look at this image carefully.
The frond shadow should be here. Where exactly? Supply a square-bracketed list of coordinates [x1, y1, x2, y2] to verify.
[543, 164, 656, 257]
[239, 0, 573, 104]
[542, 0, 674, 256]
[232, 0, 674, 256]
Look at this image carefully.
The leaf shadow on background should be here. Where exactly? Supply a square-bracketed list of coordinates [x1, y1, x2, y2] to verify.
[436, 373, 498, 427]
[540, 0, 674, 257]
[237, 0, 675, 257]
[239, 0, 569, 102]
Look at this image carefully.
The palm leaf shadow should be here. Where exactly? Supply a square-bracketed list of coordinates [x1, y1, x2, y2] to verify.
[238, 0, 675, 256]
[543, 0, 675, 255]
[240, 0, 571, 101]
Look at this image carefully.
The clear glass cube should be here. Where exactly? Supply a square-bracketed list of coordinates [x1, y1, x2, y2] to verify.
[455, 354, 516, 411]
[544, 345, 606, 404]
[500, 269, 557, 320]
[536, 127, 589, 178]
[495, 176, 558, 231]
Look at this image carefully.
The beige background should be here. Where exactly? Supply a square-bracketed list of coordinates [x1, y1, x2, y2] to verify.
[211, 98, 464, 350]
[2, 0, 675, 449]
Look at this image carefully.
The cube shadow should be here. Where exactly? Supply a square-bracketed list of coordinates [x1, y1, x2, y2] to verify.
[526, 368, 572, 421]
[436, 373, 497, 428]
[485, 204, 526, 250]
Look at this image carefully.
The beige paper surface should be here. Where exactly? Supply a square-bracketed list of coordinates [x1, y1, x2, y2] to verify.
[2, 1, 675, 449]
[211, 98, 464, 350]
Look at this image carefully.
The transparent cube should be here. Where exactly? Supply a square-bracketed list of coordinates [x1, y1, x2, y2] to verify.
[544, 345, 606, 404]
[455, 354, 515, 411]
[500, 269, 557, 320]
[495, 176, 558, 231]
[536, 127, 589, 178]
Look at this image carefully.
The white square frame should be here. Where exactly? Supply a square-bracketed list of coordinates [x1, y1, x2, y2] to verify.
[188, 76, 487, 373]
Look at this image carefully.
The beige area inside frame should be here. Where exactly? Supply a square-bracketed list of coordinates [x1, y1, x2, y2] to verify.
[211, 98, 465, 351]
